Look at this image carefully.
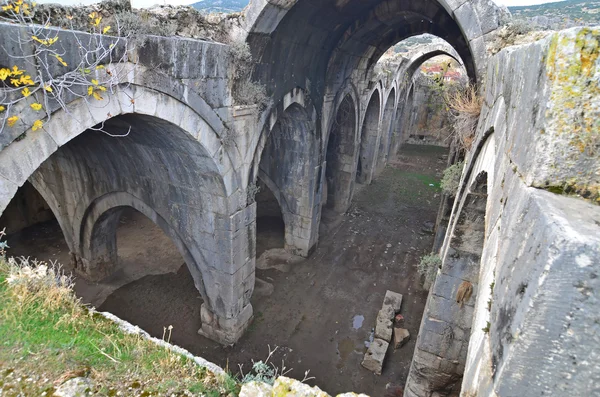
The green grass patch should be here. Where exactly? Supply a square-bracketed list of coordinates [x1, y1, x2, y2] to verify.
[0, 258, 239, 396]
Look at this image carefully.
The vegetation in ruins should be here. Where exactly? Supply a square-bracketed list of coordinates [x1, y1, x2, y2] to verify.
[443, 84, 482, 151]
[417, 253, 441, 287]
[0, 241, 240, 395]
[440, 161, 464, 196]
[228, 40, 267, 107]
[0, 0, 133, 137]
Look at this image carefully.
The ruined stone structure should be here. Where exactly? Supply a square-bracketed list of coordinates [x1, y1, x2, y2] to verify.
[404, 28, 600, 396]
[1, 0, 599, 395]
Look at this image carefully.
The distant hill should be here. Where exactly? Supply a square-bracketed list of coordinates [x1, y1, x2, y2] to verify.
[508, 0, 600, 28]
[191, 0, 248, 13]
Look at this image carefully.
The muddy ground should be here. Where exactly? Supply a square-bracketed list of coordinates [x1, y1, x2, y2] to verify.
[4, 144, 448, 396]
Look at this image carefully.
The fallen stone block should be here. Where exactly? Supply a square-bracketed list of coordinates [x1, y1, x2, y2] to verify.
[393, 328, 410, 349]
[383, 290, 403, 314]
[374, 309, 393, 342]
[361, 338, 389, 375]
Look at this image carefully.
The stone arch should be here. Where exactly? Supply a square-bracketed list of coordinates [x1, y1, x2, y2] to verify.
[255, 98, 321, 257]
[245, 0, 499, 103]
[405, 170, 489, 397]
[0, 81, 239, 215]
[376, 87, 397, 174]
[0, 85, 254, 345]
[324, 89, 360, 213]
[357, 88, 382, 185]
[80, 191, 209, 301]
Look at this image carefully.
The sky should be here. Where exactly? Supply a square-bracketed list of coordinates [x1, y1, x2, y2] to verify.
[36, 0, 567, 9]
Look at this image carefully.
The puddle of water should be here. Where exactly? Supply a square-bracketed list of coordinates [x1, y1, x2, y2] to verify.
[352, 314, 364, 330]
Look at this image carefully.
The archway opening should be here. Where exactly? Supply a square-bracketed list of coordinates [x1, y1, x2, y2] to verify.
[404, 54, 467, 147]
[254, 178, 285, 258]
[96, 206, 203, 352]
[0, 181, 68, 265]
[357, 92, 381, 185]
[0, 106, 245, 350]
[325, 94, 357, 213]
[257, 102, 320, 257]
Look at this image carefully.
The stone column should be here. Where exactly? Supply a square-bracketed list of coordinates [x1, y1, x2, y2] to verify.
[198, 203, 256, 345]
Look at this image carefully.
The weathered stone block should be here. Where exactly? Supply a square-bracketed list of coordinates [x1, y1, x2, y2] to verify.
[393, 328, 411, 349]
[374, 309, 393, 342]
[239, 381, 273, 397]
[361, 338, 389, 375]
[383, 290, 403, 313]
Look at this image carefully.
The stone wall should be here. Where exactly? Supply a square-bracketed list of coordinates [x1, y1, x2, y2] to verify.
[405, 27, 600, 396]
[402, 77, 452, 147]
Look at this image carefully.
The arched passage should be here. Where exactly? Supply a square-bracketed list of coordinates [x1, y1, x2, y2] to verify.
[0, 86, 254, 345]
[325, 94, 358, 213]
[357, 91, 381, 185]
[376, 88, 396, 174]
[257, 103, 321, 257]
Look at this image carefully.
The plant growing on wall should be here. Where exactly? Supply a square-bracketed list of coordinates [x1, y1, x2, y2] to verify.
[228, 40, 267, 107]
[440, 161, 464, 196]
[417, 253, 441, 287]
[444, 83, 482, 151]
[0, 0, 132, 136]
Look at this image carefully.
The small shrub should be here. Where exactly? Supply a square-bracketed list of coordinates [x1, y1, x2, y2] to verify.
[444, 84, 482, 151]
[417, 253, 442, 287]
[440, 161, 464, 196]
[228, 41, 267, 107]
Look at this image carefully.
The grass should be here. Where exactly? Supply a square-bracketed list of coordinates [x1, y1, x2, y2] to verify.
[0, 257, 239, 396]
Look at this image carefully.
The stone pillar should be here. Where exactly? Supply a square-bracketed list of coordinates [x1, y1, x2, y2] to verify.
[198, 203, 256, 345]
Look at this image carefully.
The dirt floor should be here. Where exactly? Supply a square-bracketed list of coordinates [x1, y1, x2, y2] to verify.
[3, 144, 448, 396]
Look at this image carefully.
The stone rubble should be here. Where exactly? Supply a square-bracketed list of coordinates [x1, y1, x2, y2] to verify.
[361, 290, 405, 375]
[239, 377, 370, 397]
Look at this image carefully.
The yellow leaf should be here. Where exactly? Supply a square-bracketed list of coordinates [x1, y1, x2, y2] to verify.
[7, 116, 18, 127]
[20, 75, 34, 85]
[13, 5, 19, 12]
[32, 120, 43, 131]
[0, 106, 5, 112]
[0, 68, 9, 81]
[21, 87, 31, 97]
[47, 36, 58, 45]
[1, 5, 13, 11]
[91, 79, 98, 86]
[97, 85, 107, 92]
[30, 103, 42, 111]
[88, 11, 97, 19]
[87, 86, 93, 96]
[54, 55, 67, 67]
[10, 79, 22, 87]
[92, 91, 103, 101]
[11, 65, 23, 76]
[103, 25, 111, 34]
[96, 65, 105, 70]
[44, 84, 52, 93]
[94, 17, 102, 26]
